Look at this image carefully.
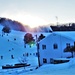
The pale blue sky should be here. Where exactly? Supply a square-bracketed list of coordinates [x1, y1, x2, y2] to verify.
[0, 0, 75, 26]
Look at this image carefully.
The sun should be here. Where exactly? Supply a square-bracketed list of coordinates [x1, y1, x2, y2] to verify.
[0, 12, 49, 28]
[20, 15, 48, 28]
[14, 13, 49, 28]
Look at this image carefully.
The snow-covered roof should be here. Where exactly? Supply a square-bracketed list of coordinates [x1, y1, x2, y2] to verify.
[54, 31, 75, 41]
[39, 31, 75, 43]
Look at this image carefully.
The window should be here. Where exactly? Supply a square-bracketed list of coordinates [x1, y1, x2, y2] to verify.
[43, 58, 47, 63]
[42, 45, 46, 50]
[11, 55, 14, 59]
[53, 44, 58, 49]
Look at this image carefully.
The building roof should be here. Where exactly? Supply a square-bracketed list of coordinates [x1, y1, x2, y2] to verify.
[54, 31, 75, 41]
[39, 31, 75, 43]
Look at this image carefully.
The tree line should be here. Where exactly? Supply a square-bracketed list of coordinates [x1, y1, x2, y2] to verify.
[51, 23, 75, 31]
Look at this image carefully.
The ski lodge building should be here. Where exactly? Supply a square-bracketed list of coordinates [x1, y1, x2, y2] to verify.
[38, 31, 75, 66]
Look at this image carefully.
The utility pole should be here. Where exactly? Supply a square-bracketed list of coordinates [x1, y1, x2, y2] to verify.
[56, 16, 58, 26]
[35, 34, 40, 67]
[37, 42, 40, 67]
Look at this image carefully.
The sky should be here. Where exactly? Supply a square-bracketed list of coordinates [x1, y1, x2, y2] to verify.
[0, 0, 75, 27]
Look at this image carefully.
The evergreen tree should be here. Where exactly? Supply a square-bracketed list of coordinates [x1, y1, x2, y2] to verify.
[2, 26, 11, 33]
[24, 33, 34, 44]
[38, 34, 45, 41]
[64, 42, 75, 58]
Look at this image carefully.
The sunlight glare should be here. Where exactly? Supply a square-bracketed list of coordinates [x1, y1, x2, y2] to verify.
[0, 12, 49, 28]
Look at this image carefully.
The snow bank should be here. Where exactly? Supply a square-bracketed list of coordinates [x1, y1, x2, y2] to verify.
[69, 58, 75, 67]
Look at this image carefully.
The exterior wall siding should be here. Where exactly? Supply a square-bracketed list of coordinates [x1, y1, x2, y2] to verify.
[39, 33, 75, 65]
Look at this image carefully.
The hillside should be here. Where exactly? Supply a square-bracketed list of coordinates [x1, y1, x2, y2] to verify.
[0, 17, 52, 32]
[0, 17, 25, 31]
[0, 25, 26, 66]
[0, 25, 50, 66]
[1, 25, 75, 75]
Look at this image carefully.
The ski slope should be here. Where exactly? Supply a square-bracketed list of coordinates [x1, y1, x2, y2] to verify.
[0, 25, 39, 66]
[1, 25, 75, 75]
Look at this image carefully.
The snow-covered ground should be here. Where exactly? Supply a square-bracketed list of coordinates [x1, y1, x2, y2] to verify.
[0, 25, 75, 75]
[1, 58, 75, 75]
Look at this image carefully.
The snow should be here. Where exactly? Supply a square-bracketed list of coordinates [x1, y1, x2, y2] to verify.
[54, 31, 75, 41]
[20, 58, 75, 75]
[0, 25, 75, 75]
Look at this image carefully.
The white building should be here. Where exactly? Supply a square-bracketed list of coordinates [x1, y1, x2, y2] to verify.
[37, 31, 75, 66]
